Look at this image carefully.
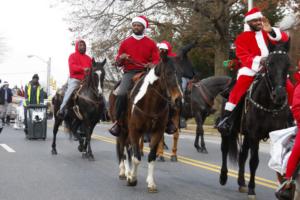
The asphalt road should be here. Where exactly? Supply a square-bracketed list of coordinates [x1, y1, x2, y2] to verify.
[0, 121, 279, 200]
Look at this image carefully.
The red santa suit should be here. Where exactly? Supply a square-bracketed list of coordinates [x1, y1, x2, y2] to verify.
[225, 8, 290, 111]
[286, 71, 300, 179]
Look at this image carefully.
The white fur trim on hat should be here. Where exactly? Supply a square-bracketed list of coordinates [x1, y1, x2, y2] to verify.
[132, 17, 147, 28]
[158, 43, 168, 50]
[245, 12, 263, 22]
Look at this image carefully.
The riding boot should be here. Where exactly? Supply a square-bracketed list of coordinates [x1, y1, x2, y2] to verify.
[109, 121, 122, 137]
[217, 110, 232, 135]
[165, 106, 177, 135]
[109, 95, 127, 137]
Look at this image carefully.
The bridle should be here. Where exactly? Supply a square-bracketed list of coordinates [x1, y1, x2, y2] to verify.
[246, 50, 288, 115]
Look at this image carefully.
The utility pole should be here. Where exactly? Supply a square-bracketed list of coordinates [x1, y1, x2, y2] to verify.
[46, 57, 51, 97]
[27, 55, 52, 97]
[248, 0, 253, 10]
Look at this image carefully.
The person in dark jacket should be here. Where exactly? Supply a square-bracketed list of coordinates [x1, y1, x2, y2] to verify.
[23, 74, 44, 134]
[0, 81, 13, 125]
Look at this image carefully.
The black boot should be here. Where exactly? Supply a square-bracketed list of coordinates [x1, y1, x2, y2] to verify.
[109, 121, 121, 137]
[217, 110, 232, 135]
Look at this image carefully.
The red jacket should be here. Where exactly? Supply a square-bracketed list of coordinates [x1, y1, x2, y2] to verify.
[68, 40, 92, 80]
[116, 36, 160, 72]
[235, 28, 289, 78]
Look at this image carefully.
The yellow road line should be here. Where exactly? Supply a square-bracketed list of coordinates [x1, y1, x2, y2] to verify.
[91, 134, 278, 189]
[49, 125, 278, 189]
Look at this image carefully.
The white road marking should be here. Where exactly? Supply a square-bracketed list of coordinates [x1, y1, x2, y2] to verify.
[0, 144, 16, 153]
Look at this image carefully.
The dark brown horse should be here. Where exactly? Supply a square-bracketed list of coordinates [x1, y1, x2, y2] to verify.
[219, 41, 291, 199]
[109, 51, 182, 192]
[181, 76, 232, 153]
[51, 59, 106, 160]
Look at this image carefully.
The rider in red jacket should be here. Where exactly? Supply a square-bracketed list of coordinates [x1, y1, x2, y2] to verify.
[109, 16, 161, 136]
[217, 8, 290, 134]
[286, 62, 300, 180]
[57, 39, 92, 118]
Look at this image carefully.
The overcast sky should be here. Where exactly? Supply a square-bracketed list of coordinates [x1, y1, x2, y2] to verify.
[0, 0, 75, 92]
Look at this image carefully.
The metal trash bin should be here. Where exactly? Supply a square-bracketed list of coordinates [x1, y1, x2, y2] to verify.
[26, 104, 47, 140]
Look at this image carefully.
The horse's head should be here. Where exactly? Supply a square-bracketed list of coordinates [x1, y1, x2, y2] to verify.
[154, 51, 183, 105]
[265, 39, 290, 105]
[88, 58, 107, 90]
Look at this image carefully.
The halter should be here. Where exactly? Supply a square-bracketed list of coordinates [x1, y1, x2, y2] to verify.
[246, 50, 288, 115]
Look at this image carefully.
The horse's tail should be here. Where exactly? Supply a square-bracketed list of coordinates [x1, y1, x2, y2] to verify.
[228, 129, 239, 163]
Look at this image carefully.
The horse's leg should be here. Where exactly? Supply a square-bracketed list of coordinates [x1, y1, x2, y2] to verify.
[51, 118, 62, 155]
[147, 131, 163, 193]
[247, 139, 259, 199]
[127, 131, 141, 187]
[139, 136, 144, 157]
[219, 135, 229, 185]
[157, 136, 165, 162]
[171, 108, 180, 161]
[86, 122, 97, 161]
[194, 112, 207, 153]
[117, 135, 126, 180]
[238, 137, 250, 193]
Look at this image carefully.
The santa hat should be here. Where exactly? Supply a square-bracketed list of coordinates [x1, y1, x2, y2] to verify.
[131, 15, 149, 28]
[244, 7, 263, 22]
[157, 42, 169, 50]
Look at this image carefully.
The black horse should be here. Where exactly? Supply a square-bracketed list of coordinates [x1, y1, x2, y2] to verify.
[181, 76, 232, 153]
[51, 59, 106, 160]
[219, 40, 291, 199]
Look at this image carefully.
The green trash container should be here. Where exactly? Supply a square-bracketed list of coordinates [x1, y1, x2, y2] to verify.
[26, 104, 47, 140]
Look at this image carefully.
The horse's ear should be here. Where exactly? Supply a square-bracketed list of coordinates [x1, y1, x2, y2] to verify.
[268, 41, 276, 52]
[283, 38, 290, 52]
[101, 58, 107, 66]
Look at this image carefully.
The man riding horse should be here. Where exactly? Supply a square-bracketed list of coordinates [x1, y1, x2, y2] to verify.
[217, 7, 291, 134]
[57, 39, 92, 119]
[109, 15, 177, 137]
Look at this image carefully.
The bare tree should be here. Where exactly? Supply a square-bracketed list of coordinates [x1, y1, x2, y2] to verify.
[59, 0, 298, 77]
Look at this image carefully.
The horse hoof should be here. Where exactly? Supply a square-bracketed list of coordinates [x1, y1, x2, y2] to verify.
[239, 186, 248, 193]
[157, 156, 165, 162]
[195, 146, 202, 153]
[148, 186, 158, 193]
[201, 148, 208, 154]
[119, 174, 126, 180]
[170, 155, 177, 162]
[78, 145, 84, 152]
[127, 179, 137, 187]
[82, 153, 87, 159]
[51, 149, 57, 155]
[248, 195, 256, 200]
[219, 171, 228, 185]
[88, 155, 95, 161]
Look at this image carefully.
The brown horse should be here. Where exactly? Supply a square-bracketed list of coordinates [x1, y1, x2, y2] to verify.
[51, 59, 106, 160]
[109, 51, 182, 192]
